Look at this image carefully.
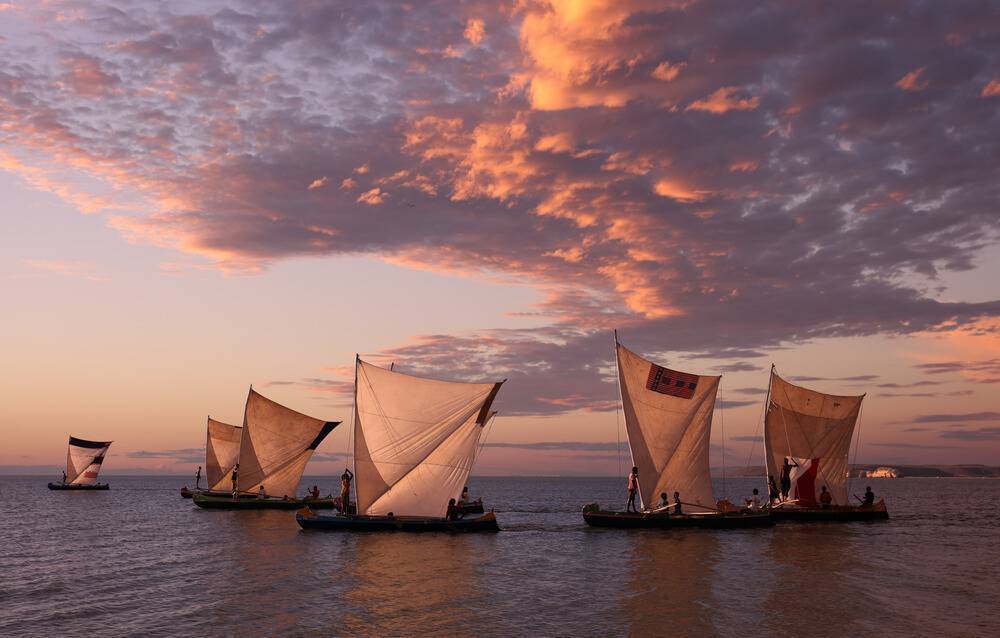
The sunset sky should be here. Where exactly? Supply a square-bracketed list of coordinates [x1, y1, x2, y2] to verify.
[2, 1, 999, 477]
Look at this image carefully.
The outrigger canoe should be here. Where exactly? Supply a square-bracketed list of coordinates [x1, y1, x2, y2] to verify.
[770, 499, 889, 522]
[193, 492, 305, 510]
[48, 482, 110, 491]
[296, 509, 500, 533]
[582, 503, 773, 529]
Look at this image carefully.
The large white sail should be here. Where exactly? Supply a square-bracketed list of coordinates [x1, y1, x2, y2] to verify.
[354, 359, 503, 517]
[66, 436, 113, 485]
[617, 341, 719, 511]
[236, 389, 339, 498]
[764, 370, 864, 506]
[205, 417, 242, 491]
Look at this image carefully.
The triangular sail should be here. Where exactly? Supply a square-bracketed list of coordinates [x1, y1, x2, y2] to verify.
[236, 389, 339, 498]
[66, 436, 113, 485]
[764, 370, 864, 506]
[206, 417, 242, 491]
[616, 341, 719, 511]
[354, 359, 503, 517]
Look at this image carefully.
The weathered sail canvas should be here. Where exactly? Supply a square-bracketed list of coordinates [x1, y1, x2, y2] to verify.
[764, 371, 864, 506]
[617, 342, 719, 511]
[206, 418, 242, 491]
[66, 436, 113, 485]
[354, 359, 503, 517]
[236, 389, 338, 498]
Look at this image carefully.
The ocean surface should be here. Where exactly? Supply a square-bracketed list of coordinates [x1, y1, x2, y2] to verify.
[1, 475, 998, 637]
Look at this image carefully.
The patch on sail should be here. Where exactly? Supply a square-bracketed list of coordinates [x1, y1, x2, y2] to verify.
[646, 364, 698, 399]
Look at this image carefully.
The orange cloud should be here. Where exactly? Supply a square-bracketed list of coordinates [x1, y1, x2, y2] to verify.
[464, 18, 485, 45]
[340, 177, 357, 189]
[651, 61, 685, 82]
[21, 259, 108, 282]
[729, 160, 758, 172]
[686, 86, 760, 114]
[654, 178, 712, 202]
[981, 79, 1000, 97]
[356, 187, 387, 205]
[896, 67, 928, 91]
[307, 176, 328, 190]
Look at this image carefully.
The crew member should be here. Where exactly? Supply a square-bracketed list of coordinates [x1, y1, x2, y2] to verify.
[626, 466, 639, 512]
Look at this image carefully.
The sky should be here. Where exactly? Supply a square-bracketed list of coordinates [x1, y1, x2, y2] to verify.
[1, 0, 999, 478]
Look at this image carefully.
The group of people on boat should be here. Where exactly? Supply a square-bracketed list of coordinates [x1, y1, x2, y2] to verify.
[626, 467, 685, 515]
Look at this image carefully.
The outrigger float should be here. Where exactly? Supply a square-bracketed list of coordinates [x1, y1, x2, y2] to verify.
[191, 388, 339, 511]
[297, 357, 504, 534]
[582, 334, 774, 530]
[761, 366, 889, 522]
[48, 436, 113, 491]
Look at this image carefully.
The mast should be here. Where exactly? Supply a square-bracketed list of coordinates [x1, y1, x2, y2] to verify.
[351, 353, 359, 505]
[761, 364, 775, 501]
[614, 330, 641, 508]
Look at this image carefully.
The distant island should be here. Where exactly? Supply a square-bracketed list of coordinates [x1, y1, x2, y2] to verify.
[718, 464, 1000, 478]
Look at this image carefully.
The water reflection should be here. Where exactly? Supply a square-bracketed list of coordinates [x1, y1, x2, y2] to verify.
[342, 533, 486, 635]
[624, 530, 720, 637]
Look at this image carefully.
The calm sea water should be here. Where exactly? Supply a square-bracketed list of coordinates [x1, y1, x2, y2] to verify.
[1, 475, 997, 637]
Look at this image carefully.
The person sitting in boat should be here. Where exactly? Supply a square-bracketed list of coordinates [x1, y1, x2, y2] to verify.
[341, 468, 354, 514]
[195, 465, 202, 489]
[308, 485, 320, 500]
[780, 458, 798, 501]
[626, 466, 639, 512]
[861, 486, 875, 507]
[654, 491, 670, 511]
[459, 485, 470, 506]
[819, 485, 833, 509]
[446, 498, 461, 521]
[672, 491, 683, 515]
[745, 488, 761, 510]
[768, 476, 780, 504]
[257, 485, 266, 499]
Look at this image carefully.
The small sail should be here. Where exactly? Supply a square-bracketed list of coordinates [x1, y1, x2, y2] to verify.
[66, 436, 113, 485]
[206, 417, 242, 491]
[236, 389, 339, 498]
[617, 341, 719, 511]
[764, 370, 864, 506]
[354, 359, 503, 517]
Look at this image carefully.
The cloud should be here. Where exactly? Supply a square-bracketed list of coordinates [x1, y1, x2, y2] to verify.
[895, 67, 928, 92]
[730, 435, 762, 442]
[718, 399, 756, 409]
[788, 374, 878, 383]
[940, 427, 1000, 441]
[308, 176, 329, 190]
[686, 86, 760, 113]
[127, 448, 204, 463]
[912, 411, 1000, 423]
[983, 80, 1000, 97]
[482, 441, 620, 452]
[1, 1, 998, 415]
[21, 259, 108, 282]
[867, 442, 954, 449]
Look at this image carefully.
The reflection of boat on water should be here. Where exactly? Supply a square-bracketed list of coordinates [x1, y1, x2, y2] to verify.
[192, 388, 339, 511]
[763, 367, 889, 522]
[181, 417, 242, 498]
[584, 334, 774, 529]
[48, 436, 113, 491]
[297, 357, 504, 533]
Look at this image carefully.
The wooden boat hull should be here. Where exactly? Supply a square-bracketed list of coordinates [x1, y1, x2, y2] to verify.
[296, 510, 500, 533]
[180, 488, 232, 499]
[582, 504, 773, 529]
[771, 499, 889, 522]
[192, 493, 304, 510]
[48, 482, 109, 491]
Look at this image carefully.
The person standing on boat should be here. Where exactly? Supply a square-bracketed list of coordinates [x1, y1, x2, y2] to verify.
[340, 468, 354, 515]
[780, 457, 798, 501]
[672, 491, 683, 515]
[61, 470, 67, 484]
[819, 485, 833, 509]
[195, 466, 202, 490]
[626, 466, 639, 512]
[231, 463, 239, 499]
[768, 476, 779, 504]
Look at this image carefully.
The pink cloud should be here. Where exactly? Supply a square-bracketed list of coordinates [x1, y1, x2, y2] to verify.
[896, 67, 928, 91]
[686, 86, 760, 114]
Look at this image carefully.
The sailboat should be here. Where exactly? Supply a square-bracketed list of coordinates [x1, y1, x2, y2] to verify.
[582, 335, 772, 528]
[181, 417, 242, 498]
[297, 357, 504, 532]
[48, 436, 113, 490]
[764, 366, 889, 521]
[193, 388, 339, 510]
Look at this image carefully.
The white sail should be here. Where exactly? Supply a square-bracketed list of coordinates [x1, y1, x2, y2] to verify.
[354, 359, 503, 517]
[206, 417, 242, 491]
[66, 436, 113, 485]
[764, 370, 864, 506]
[236, 389, 339, 498]
[617, 341, 719, 511]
